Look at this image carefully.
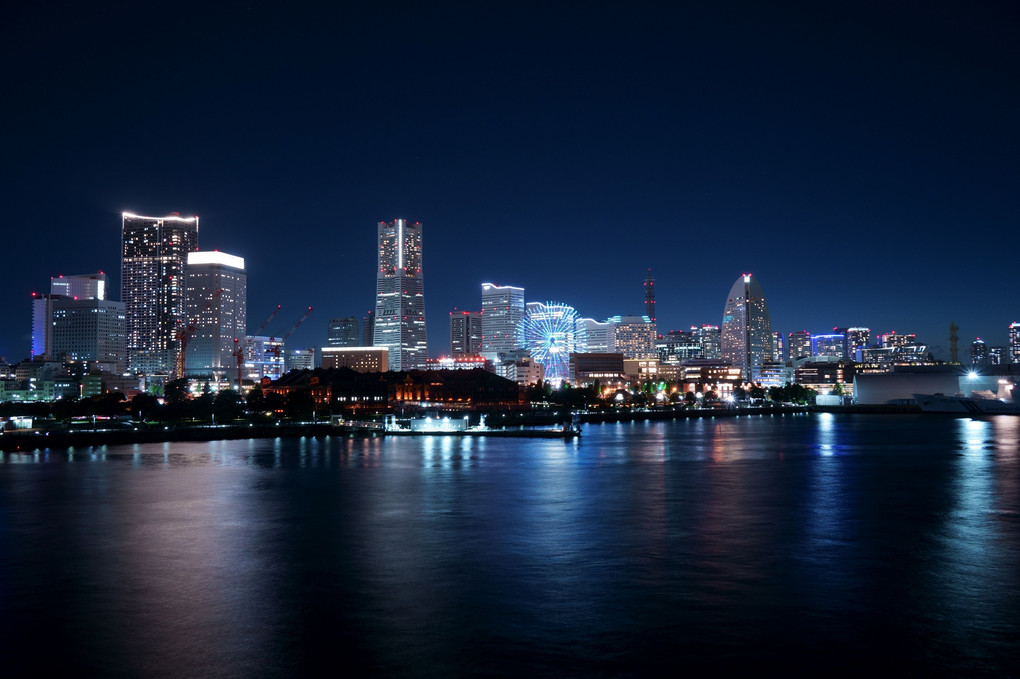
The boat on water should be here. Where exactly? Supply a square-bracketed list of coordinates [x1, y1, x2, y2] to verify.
[913, 393, 1020, 415]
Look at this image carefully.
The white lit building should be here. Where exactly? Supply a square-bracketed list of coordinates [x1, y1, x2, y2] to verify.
[481, 283, 525, 358]
[185, 251, 247, 378]
[581, 318, 616, 353]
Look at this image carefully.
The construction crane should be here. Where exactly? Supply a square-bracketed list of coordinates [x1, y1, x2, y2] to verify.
[253, 305, 282, 336]
[231, 336, 244, 389]
[268, 307, 314, 362]
[173, 288, 223, 380]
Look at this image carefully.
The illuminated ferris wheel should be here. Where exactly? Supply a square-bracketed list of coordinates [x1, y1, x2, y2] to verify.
[516, 302, 588, 386]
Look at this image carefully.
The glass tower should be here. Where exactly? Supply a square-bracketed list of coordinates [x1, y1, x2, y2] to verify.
[720, 273, 773, 382]
[480, 283, 525, 357]
[121, 212, 199, 376]
[373, 219, 427, 371]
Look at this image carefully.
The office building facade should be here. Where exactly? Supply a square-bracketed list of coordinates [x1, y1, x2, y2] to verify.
[373, 219, 427, 371]
[50, 298, 127, 373]
[480, 283, 525, 357]
[581, 318, 616, 353]
[450, 310, 483, 356]
[184, 251, 247, 377]
[611, 315, 657, 359]
[121, 212, 199, 376]
[50, 272, 106, 301]
[321, 347, 389, 373]
[720, 273, 773, 382]
[693, 324, 721, 360]
[327, 317, 361, 347]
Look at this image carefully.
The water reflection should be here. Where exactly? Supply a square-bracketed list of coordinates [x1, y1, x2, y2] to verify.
[1, 416, 1019, 675]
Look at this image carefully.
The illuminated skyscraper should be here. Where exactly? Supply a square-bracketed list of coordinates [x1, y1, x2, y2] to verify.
[788, 330, 812, 361]
[481, 283, 525, 357]
[644, 269, 656, 322]
[720, 273, 773, 382]
[450, 310, 482, 355]
[121, 212, 199, 376]
[844, 327, 870, 361]
[970, 338, 988, 366]
[813, 334, 845, 359]
[184, 251, 247, 377]
[1010, 322, 1020, 364]
[373, 219, 427, 371]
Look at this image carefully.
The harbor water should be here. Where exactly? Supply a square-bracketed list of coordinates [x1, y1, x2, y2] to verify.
[1, 413, 1018, 676]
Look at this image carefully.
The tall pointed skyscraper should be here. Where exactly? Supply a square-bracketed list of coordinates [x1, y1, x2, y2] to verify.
[644, 269, 656, 322]
[720, 273, 772, 382]
[121, 212, 199, 376]
[373, 219, 427, 371]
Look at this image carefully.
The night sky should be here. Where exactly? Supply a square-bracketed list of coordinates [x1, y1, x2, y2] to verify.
[2, 1, 1018, 362]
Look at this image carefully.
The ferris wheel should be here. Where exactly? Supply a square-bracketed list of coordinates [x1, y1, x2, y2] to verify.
[516, 302, 588, 386]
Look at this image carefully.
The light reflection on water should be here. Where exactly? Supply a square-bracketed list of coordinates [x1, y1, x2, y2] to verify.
[1, 414, 1018, 676]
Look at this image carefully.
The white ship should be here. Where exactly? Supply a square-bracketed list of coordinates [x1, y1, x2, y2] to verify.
[913, 393, 1020, 415]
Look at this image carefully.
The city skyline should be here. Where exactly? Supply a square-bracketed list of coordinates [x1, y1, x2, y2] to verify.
[2, 3, 1018, 361]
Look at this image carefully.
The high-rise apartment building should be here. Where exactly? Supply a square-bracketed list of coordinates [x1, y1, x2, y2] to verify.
[327, 317, 361, 347]
[720, 274, 773, 382]
[449, 310, 482, 355]
[844, 327, 870, 361]
[184, 251, 246, 377]
[1010, 322, 1020, 364]
[989, 346, 1007, 365]
[772, 330, 785, 363]
[121, 212, 199, 376]
[373, 219, 427, 371]
[788, 330, 812, 361]
[481, 283, 525, 357]
[970, 338, 988, 366]
[813, 334, 845, 359]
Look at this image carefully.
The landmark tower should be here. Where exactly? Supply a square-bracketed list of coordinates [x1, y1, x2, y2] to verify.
[373, 219, 427, 371]
[720, 273, 773, 382]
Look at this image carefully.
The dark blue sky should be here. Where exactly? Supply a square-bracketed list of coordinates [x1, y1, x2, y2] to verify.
[2, 1, 1018, 361]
